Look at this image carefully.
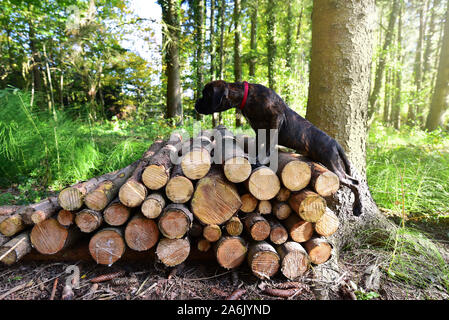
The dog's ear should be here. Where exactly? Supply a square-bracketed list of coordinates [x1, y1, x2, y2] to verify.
[212, 84, 229, 109]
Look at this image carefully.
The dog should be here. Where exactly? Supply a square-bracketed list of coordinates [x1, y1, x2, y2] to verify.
[194, 80, 362, 216]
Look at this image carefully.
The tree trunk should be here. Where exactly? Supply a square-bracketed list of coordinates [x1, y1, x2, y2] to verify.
[234, 0, 243, 127]
[367, 0, 400, 121]
[194, 0, 205, 121]
[249, 1, 258, 79]
[408, 1, 427, 125]
[160, 0, 183, 123]
[425, 1, 449, 131]
[392, 3, 403, 130]
[266, 0, 276, 91]
[210, 0, 220, 126]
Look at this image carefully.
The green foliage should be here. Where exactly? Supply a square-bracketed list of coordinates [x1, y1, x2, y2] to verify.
[367, 123, 449, 218]
[0, 88, 172, 195]
[357, 227, 449, 293]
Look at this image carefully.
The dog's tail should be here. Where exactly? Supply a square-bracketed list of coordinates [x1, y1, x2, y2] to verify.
[336, 143, 359, 185]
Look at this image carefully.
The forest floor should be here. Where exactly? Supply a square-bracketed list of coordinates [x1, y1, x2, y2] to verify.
[0, 209, 448, 301]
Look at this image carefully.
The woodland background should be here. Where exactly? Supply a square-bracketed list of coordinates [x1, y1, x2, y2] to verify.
[0, 0, 449, 298]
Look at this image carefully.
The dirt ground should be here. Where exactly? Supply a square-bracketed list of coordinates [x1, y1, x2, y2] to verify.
[0, 240, 447, 301]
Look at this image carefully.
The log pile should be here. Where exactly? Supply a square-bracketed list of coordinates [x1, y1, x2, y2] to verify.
[0, 126, 341, 281]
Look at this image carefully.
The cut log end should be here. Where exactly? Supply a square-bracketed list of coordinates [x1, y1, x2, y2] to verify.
[142, 164, 169, 190]
[314, 171, 340, 197]
[289, 190, 326, 222]
[215, 237, 247, 269]
[272, 202, 292, 220]
[244, 213, 271, 241]
[156, 237, 190, 267]
[197, 239, 211, 252]
[89, 228, 126, 266]
[240, 194, 258, 213]
[124, 215, 159, 251]
[191, 167, 242, 225]
[30, 219, 70, 255]
[118, 180, 147, 208]
[75, 209, 103, 233]
[277, 242, 310, 280]
[158, 204, 192, 239]
[304, 238, 332, 265]
[57, 210, 75, 227]
[103, 202, 131, 226]
[258, 200, 272, 214]
[247, 166, 280, 200]
[141, 193, 165, 219]
[276, 188, 291, 202]
[225, 216, 243, 236]
[281, 160, 311, 191]
[58, 187, 84, 211]
[285, 215, 314, 243]
[84, 181, 114, 211]
[315, 208, 340, 237]
[223, 157, 252, 183]
[165, 176, 194, 203]
[0, 232, 32, 265]
[203, 225, 222, 242]
[248, 242, 280, 279]
[181, 149, 211, 180]
[0, 215, 24, 237]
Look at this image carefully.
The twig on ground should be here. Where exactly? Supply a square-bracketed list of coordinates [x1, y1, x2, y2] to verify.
[225, 288, 246, 300]
[89, 271, 126, 283]
[49, 278, 58, 300]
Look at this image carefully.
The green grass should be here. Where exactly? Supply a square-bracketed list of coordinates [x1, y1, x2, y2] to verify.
[355, 226, 449, 295]
[367, 123, 449, 219]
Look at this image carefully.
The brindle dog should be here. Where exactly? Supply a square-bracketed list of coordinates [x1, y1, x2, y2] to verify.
[194, 80, 362, 216]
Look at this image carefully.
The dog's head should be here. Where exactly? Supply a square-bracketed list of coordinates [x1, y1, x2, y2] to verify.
[195, 80, 232, 115]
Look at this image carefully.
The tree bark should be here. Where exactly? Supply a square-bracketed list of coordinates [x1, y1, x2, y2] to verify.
[367, 0, 400, 122]
[249, 1, 258, 79]
[159, 0, 183, 123]
[234, 0, 243, 127]
[266, 0, 276, 91]
[425, 1, 449, 131]
[0, 232, 32, 265]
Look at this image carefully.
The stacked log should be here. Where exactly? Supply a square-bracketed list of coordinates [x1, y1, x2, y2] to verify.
[0, 126, 341, 281]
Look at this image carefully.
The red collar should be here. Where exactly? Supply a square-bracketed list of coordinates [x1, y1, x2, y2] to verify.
[239, 81, 249, 110]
